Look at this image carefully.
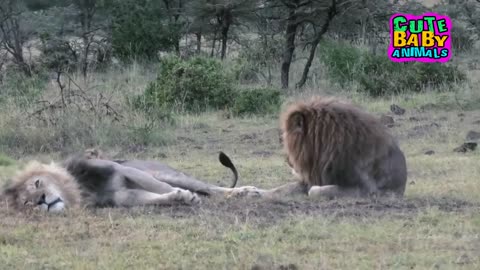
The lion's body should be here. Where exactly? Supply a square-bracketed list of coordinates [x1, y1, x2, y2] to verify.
[2, 152, 240, 212]
[228, 96, 407, 200]
[281, 96, 407, 197]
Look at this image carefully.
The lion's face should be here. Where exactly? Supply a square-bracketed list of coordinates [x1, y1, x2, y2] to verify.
[9, 174, 66, 213]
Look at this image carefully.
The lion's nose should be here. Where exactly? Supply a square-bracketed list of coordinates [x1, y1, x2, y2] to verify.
[37, 194, 46, 205]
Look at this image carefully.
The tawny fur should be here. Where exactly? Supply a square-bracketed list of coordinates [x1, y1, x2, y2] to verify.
[6, 161, 82, 208]
[280, 95, 406, 196]
[2, 150, 243, 211]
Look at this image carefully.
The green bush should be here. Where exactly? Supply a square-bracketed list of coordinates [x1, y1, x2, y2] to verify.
[0, 153, 14, 167]
[111, 0, 181, 60]
[135, 56, 235, 113]
[319, 41, 466, 96]
[231, 87, 282, 117]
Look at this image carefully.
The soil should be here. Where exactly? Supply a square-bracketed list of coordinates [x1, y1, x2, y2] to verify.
[89, 195, 480, 226]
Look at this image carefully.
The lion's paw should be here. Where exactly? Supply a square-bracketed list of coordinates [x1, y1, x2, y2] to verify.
[226, 186, 264, 198]
[173, 189, 201, 205]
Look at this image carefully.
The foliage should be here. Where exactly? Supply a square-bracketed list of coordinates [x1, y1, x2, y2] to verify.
[134, 56, 235, 113]
[319, 41, 466, 96]
[0, 153, 14, 167]
[450, 23, 475, 52]
[231, 87, 283, 117]
[233, 36, 283, 85]
[111, 0, 181, 60]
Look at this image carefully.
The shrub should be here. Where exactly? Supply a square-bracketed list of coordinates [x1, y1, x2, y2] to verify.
[111, 0, 180, 60]
[135, 56, 235, 113]
[231, 87, 282, 117]
[0, 153, 14, 167]
[319, 41, 466, 96]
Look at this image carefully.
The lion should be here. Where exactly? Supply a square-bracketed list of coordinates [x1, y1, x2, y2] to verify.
[1, 150, 241, 212]
[228, 95, 407, 200]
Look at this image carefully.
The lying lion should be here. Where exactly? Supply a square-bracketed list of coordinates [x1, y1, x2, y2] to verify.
[1, 150, 242, 212]
[228, 95, 408, 199]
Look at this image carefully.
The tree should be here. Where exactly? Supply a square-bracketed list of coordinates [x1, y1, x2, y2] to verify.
[0, 1, 32, 76]
[189, 0, 256, 60]
[262, 0, 338, 89]
[111, 0, 184, 60]
[296, 0, 337, 88]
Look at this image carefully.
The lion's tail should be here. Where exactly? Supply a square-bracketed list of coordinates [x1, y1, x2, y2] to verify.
[218, 152, 238, 188]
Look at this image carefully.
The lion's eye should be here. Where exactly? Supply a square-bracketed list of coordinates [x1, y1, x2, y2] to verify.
[34, 179, 40, 188]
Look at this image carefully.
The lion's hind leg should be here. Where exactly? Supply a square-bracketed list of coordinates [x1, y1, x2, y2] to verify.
[113, 188, 200, 207]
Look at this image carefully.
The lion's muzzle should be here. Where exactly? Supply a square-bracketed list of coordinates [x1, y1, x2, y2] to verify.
[38, 194, 65, 212]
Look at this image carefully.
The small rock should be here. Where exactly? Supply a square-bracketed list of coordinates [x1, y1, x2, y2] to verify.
[424, 150, 435, 155]
[380, 115, 395, 126]
[409, 181, 416, 185]
[390, 104, 406, 115]
[472, 120, 480, 125]
[409, 116, 420, 121]
[193, 145, 203, 149]
[455, 254, 471, 265]
[458, 113, 465, 117]
[466, 130, 480, 141]
[453, 142, 477, 153]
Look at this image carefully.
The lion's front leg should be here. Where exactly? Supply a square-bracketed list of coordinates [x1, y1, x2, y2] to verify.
[113, 188, 201, 207]
[225, 186, 268, 198]
[308, 185, 362, 199]
[226, 182, 308, 199]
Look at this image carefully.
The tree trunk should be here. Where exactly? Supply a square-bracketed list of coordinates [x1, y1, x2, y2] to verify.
[296, 0, 337, 89]
[281, 7, 298, 89]
[210, 30, 217, 57]
[175, 41, 180, 55]
[220, 10, 232, 60]
[220, 26, 229, 60]
[196, 32, 202, 54]
[296, 38, 320, 89]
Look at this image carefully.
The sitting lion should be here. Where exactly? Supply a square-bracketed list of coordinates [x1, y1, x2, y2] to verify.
[229, 95, 408, 199]
[1, 150, 241, 212]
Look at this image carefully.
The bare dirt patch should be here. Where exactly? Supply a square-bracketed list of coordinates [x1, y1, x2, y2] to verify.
[86, 196, 480, 226]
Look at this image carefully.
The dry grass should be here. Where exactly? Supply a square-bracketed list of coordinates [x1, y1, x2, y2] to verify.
[1, 88, 480, 269]
[1, 51, 480, 269]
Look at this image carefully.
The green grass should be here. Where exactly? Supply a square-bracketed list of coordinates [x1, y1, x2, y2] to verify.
[1, 91, 480, 269]
[0, 210, 478, 269]
[1, 53, 480, 269]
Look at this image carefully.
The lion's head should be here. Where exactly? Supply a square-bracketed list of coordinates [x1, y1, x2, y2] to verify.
[2, 161, 82, 212]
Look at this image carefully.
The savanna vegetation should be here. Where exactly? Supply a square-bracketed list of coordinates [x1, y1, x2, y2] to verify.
[0, 0, 479, 269]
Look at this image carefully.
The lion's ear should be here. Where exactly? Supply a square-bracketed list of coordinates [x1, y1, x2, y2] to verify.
[289, 111, 305, 133]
